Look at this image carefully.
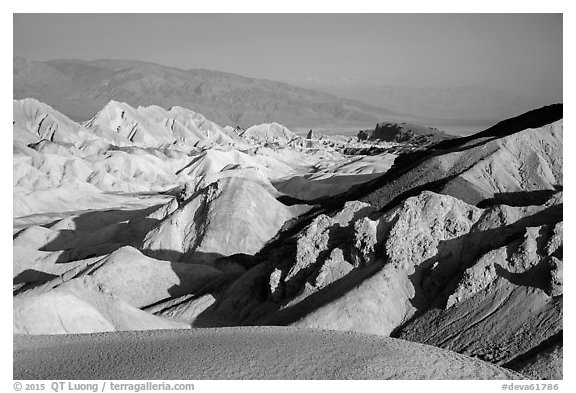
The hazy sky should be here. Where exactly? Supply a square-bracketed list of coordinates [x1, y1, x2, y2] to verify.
[13, 14, 562, 101]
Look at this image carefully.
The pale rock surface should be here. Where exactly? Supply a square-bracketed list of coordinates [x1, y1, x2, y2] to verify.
[141, 177, 295, 264]
[240, 123, 297, 145]
[14, 327, 522, 379]
[13, 276, 188, 334]
[13, 98, 96, 145]
[87, 246, 222, 308]
[83, 100, 244, 148]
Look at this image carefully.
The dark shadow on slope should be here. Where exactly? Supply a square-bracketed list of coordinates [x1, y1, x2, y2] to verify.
[141, 249, 229, 265]
[50, 242, 126, 264]
[301, 148, 431, 211]
[147, 264, 243, 325]
[13, 269, 58, 288]
[477, 187, 563, 208]
[274, 172, 386, 207]
[188, 254, 384, 329]
[214, 253, 265, 272]
[493, 223, 562, 294]
[494, 263, 550, 294]
[429, 103, 562, 151]
[503, 330, 563, 372]
[175, 153, 207, 175]
[256, 260, 385, 327]
[14, 246, 245, 324]
[165, 255, 241, 299]
[43, 203, 164, 233]
[139, 249, 189, 263]
[14, 243, 242, 309]
[36, 204, 167, 263]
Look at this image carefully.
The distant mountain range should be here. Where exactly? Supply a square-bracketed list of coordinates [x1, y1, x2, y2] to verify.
[14, 57, 411, 129]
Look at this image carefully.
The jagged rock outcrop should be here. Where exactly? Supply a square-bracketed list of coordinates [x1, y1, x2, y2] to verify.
[306, 129, 321, 140]
[358, 122, 452, 145]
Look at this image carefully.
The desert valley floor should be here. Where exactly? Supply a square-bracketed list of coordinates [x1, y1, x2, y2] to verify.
[13, 98, 563, 379]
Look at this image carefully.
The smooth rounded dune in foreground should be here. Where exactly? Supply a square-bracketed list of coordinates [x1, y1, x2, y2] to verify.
[14, 327, 522, 380]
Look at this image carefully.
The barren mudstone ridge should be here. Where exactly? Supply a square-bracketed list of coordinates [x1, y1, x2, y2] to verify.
[13, 93, 562, 380]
